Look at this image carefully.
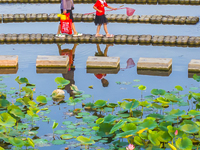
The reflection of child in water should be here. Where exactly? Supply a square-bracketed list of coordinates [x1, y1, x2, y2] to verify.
[94, 44, 113, 87]
[57, 43, 78, 97]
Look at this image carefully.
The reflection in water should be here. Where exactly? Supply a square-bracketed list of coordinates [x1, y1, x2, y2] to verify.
[57, 43, 78, 97]
[0, 66, 18, 74]
[137, 67, 172, 77]
[188, 72, 200, 78]
[120, 58, 135, 71]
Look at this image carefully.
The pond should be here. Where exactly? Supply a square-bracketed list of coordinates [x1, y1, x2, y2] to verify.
[0, 2, 200, 150]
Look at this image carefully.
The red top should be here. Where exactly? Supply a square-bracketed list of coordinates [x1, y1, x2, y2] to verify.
[94, 0, 108, 16]
[95, 74, 106, 79]
[61, 51, 73, 71]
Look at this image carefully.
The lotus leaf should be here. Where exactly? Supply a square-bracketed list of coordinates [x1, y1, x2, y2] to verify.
[94, 100, 107, 108]
[120, 100, 139, 110]
[157, 131, 171, 142]
[133, 84, 142, 88]
[137, 128, 148, 134]
[151, 103, 163, 109]
[0, 126, 6, 133]
[157, 97, 170, 105]
[121, 123, 137, 132]
[168, 143, 177, 150]
[151, 89, 166, 95]
[0, 147, 4, 150]
[33, 139, 49, 147]
[147, 113, 164, 119]
[192, 93, 200, 102]
[133, 79, 140, 82]
[139, 101, 151, 108]
[0, 99, 10, 108]
[134, 136, 144, 146]
[27, 138, 35, 148]
[15, 76, 29, 84]
[92, 126, 99, 131]
[36, 95, 47, 104]
[109, 120, 126, 134]
[176, 137, 193, 150]
[127, 117, 141, 124]
[76, 136, 95, 145]
[104, 114, 117, 123]
[60, 134, 73, 140]
[188, 110, 200, 116]
[0, 92, 6, 99]
[148, 130, 160, 146]
[165, 94, 181, 102]
[9, 137, 25, 147]
[138, 119, 157, 130]
[51, 139, 66, 145]
[62, 121, 72, 125]
[115, 130, 137, 138]
[139, 132, 148, 140]
[193, 74, 200, 82]
[190, 87, 198, 90]
[54, 130, 65, 134]
[82, 115, 98, 123]
[55, 77, 70, 85]
[91, 136, 101, 140]
[175, 85, 183, 91]
[8, 105, 25, 119]
[107, 103, 118, 108]
[169, 109, 186, 116]
[138, 85, 146, 90]
[52, 122, 58, 129]
[96, 118, 104, 124]
[167, 125, 184, 138]
[0, 112, 16, 127]
[81, 94, 91, 98]
[180, 124, 199, 133]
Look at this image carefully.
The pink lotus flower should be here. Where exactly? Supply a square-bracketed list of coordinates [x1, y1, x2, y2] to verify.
[175, 130, 178, 136]
[126, 144, 135, 150]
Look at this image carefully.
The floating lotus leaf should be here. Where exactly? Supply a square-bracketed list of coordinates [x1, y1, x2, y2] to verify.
[60, 134, 73, 140]
[193, 74, 200, 82]
[33, 139, 49, 147]
[0, 92, 6, 99]
[175, 85, 183, 91]
[9, 137, 25, 147]
[94, 100, 107, 108]
[91, 136, 101, 140]
[52, 139, 66, 145]
[81, 94, 92, 98]
[188, 110, 200, 116]
[147, 113, 164, 120]
[27, 138, 34, 148]
[167, 125, 184, 138]
[138, 85, 146, 90]
[0, 112, 16, 127]
[133, 79, 140, 82]
[115, 130, 137, 138]
[36, 95, 47, 104]
[151, 89, 166, 95]
[139, 132, 148, 140]
[120, 100, 139, 110]
[157, 131, 172, 142]
[96, 118, 104, 124]
[76, 136, 95, 145]
[157, 97, 170, 105]
[0, 99, 10, 108]
[109, 120, 126, 134]
[181, 115, 192, 120]
[54, 130, 65, 135]
[0, 126, 6, 133]
[176, 137, 193, 150]
[134, 136, 144, 146]
[148, 130, 160, 146]
[180, 124, 199, 134]
[15, 76, 29, 84]
[168, 143, 177, 150]
[107, 103, 118, 108]
[190, 87, 198, 90]
[139, 101, 151, 108]
[192, 93, 200, 102]
[8, 105, 25, 119]
[82, 115, 98, 123]
[104, 107, 113, 112]
[104, 114, 117, 123]
[127, 117, 141, 124]
[55, 77, 70, 85]
[121, 123, 136, 132]
[165, 94, 182, 102]
[92, 126, 99, 131]
[151, 103, 163, 109]
[62, 121, 72, 126]
[169, 109, 186, 116]
[133, 84, 142, 88]
[138, 119, 157, 130]
[178, 102, 189, 107]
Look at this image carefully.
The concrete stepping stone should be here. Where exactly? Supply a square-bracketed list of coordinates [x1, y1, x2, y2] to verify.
[0, 55, 18, 67]
[36, 55, 69, 67]
[36, 67, 68, 73]
[137, 68, 172, 76]
[87, 67, 120, 74]
[86, 56, 120, 68]
[188, 59, 200, 72]
[137, 57, 172, 70]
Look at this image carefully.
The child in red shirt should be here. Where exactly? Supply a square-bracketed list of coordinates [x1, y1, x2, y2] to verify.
[93, 0, 117, 37]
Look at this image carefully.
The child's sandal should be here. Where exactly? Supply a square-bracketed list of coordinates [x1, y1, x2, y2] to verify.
[106, 34, 114, 38]
[95, 34, 103, 37]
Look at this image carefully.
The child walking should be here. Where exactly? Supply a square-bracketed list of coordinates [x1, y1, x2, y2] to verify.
[93, 0, 117, 37]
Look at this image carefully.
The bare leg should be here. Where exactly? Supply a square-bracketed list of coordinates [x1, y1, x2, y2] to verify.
[72, 23, 77, 35]
[57, 24, 61, 35]
[96, 25, 101, 36]
[103, 23, 109, 35]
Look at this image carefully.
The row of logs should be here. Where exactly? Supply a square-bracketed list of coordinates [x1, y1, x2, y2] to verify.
[0, 0, 200, 4]
[1, 13, 199, 25]
[0, 34, 200, 47]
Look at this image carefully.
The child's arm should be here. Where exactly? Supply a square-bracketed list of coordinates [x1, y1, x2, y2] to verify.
[106, 5, 117, 10]
[93, 6, 102, 13]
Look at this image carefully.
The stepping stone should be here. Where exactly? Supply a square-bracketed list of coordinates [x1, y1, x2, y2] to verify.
[137, 57, 172, 70]
[36, 55, 69, 67]
[188, 59, 200, 72]
[87, 67, 120, 74]
[0, 55, 18, 67]
[137, 68, 172, 76]
[86, 56, 120, 68]
[36, 67, 68, 74]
